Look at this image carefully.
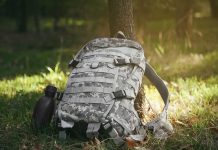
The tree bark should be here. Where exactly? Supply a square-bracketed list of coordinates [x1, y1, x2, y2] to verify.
[108, 0, 146, 122]
[209, 0, 218, 18]
[108, 0, 135, 40]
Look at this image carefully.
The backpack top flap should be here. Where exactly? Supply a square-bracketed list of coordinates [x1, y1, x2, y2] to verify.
[74, 38, 144, 60]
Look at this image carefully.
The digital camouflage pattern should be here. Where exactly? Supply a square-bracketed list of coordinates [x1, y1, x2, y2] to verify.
[56, 38, 146, 141]
[56, 38, 173, 145]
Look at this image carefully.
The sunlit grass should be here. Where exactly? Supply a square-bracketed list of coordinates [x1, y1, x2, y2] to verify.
[145, 76, 218, 119]
[0, 63, 68, 99]
[142, 76, 218, 150]
[147, 48, 218, 81]
[0, 65, 217, 149]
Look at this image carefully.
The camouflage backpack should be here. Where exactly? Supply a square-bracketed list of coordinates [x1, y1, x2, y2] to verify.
[56, 38, 172, 146]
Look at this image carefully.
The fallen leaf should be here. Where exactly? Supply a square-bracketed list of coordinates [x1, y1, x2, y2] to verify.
[54, 143, 62, 150]
[21, 144, 28, 150]
[33, 143, 41, 150]
[179, 144, 192, 150]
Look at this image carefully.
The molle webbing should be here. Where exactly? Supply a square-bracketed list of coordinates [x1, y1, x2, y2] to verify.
[58, 38, 146, 142]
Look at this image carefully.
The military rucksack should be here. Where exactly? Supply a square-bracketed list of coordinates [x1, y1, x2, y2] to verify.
[32, 37, 173, 147]
[56, 38, 172, 145]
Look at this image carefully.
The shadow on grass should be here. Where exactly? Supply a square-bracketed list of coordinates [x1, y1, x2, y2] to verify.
[0, 87, 217, 150]
[0, 91, 117, 150]
[0, 49, 76, 80]
[0, 31, 97, 80]
[0, 91, 83, 150]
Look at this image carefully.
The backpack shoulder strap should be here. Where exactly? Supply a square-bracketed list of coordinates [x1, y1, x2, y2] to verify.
[144, 62, 174, 139]
[144, 62, 169, 114]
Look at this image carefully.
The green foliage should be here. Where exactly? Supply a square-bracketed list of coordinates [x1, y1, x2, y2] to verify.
[0, 0, 108, 33]
[41, 62, 68, 88]
[1, 66, 217, 149]
[143, 77, 218, 150]
[154, 44, 165, 57]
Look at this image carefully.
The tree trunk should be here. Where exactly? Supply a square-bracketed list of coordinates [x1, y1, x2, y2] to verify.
[175, 0, 193, 38]
[108, 0, 146, 122]
[108, 0, 135, 40]
[134, 0, 147, 44]
[209, 0, 218, 18]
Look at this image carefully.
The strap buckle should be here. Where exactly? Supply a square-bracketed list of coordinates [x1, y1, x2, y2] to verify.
[56, 92, 63, 101]
[114, 58, 130, 65]
[113, 90, 126, 99]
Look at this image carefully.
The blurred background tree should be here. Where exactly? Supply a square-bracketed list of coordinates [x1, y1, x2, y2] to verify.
[0, 0, 214, 33]
[0, 0, 216, 49]
[209, 0, 218, 18]
[0, 0, 107, 33]
[174, 0, 194, 38]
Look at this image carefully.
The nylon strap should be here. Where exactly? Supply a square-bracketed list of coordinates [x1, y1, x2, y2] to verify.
[144, 63, 169, 114]
[62, 97, 109, 104]
[111, 115, 131, 133]
[65, 86, 113, 94]
[126, 79, 139, 95]
[86, 123, 101, 138]
[108, 127, 125, 146]
[82, 57, 114, 63]
[69, 77, 114, 84]
[71, 66, 116, 74]
[114, 58, 145, 72]
[83, 51, 130, 60]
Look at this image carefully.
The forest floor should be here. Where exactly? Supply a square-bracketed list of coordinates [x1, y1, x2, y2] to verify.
[0, 18, 217, 150]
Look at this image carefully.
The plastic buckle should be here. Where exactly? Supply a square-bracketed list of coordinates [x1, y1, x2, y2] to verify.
[113, 90, 126, 99]
[103, 122, 111, 130]
[56, 92, 63, 101]
[114, 58, 126, 65]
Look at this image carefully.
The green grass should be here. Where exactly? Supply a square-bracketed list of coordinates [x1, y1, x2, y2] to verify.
[0, 69, 217, 149]
[0, 18, 218, 149]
